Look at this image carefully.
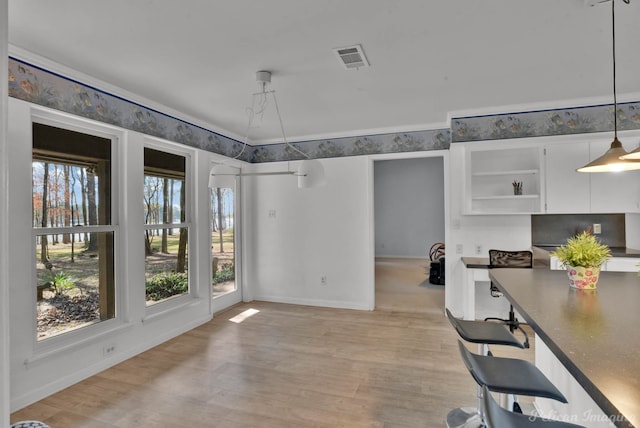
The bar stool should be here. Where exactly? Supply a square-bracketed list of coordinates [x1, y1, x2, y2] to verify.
[446, 308, 527, 428]
[482, 385, 585, 428]
[453, 340, 569, 428]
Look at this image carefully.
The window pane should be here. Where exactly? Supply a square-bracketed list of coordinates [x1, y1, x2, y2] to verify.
[145, 227, 189, 306]
[36, 231, 115, 341]
[211, 187, 236, 298]
[144, 148, 186, 225]
[32, 123, 111, 227]
[143, 176, 184, 225]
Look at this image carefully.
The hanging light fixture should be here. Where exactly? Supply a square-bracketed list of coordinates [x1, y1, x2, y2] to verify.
[209, 71, 325, 188]
[577, 0, 640, 172]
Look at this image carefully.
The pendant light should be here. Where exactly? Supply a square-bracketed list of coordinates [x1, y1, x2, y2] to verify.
[209, 71, 325, 188]
[577, 0, 640, 172]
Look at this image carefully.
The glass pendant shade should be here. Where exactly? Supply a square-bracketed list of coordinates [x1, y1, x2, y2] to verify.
[619, 146, 640, 160]
[577, 137, 640, 172]
[577, 0, 639, 173]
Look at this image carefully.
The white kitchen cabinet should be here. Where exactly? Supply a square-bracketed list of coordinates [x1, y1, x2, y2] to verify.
[465, 145, 543, 214]
[603, 257, 640, 272]
[544, 143, 590, 213]
[589, 139, 640, 213]
[550, 255, 640, 272]
[544, 134, 640, 214]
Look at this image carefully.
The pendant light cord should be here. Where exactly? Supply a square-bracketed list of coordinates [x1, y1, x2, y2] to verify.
[612, 0, 631, 141]
[612, 0, 618, 140]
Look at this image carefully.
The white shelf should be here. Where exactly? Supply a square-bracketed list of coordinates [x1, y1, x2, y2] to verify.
[472, 169, 539, 177]
[465, 145, 543, 214]
[472, 194, 540, 201]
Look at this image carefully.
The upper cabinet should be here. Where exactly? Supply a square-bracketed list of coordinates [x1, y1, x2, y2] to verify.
[461, 132, 640, 216]
[589, 139, 640, 213]
[544, 142, 590, 213]
[465, 145, 543, 214]
[544, 134, 640, 214]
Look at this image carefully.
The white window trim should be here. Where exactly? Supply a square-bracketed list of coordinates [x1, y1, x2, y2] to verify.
[209, 159, 244, 312]
[29, 107, 127, 354]
[143, 137, 196, 315]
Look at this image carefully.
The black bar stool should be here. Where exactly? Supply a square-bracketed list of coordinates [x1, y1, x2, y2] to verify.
[446, 308, 526, 428]
[452, 339, 570, 428]
[482, 385, 585, 428]
[458, 340, 566, 402]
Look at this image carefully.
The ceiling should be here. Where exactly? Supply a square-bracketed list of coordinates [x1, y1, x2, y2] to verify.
[8, 0, 640, 145]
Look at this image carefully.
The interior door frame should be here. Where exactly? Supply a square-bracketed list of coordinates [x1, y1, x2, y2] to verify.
[368, 150, 450, 311]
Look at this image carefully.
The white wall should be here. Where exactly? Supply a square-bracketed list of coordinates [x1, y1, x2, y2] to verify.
[244, 156, 374, 310]
[374, 157, 444, 258]
[7, 98, 216, 410]
[1, 0, 11, 424]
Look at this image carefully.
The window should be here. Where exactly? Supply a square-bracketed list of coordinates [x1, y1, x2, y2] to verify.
[32, 123, 115, 341]
[143, 147, 189, 306]
[211, 186, 237, 298]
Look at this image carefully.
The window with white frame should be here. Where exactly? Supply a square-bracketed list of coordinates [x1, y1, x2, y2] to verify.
[32, 122, 116, 341]
[143, 147, 189, 306]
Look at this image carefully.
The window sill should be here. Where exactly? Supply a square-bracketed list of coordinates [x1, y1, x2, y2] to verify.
[142, 295, 204, 324]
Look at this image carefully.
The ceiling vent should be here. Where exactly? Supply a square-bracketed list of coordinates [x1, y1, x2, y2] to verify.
[333, 44, 370, 70]
[584, 0, 610, 6]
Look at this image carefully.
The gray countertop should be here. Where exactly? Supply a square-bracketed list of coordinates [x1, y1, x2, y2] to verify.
[534, 245, 640, 258]
[489, 268, 640, 428]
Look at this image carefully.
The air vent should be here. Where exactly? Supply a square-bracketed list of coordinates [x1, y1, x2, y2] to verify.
[585, 0, 610, 6]
[333, 44, 370, 70]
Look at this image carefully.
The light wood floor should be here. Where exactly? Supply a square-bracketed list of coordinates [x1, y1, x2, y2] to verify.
[375, 258, 445, 314]
[11, 301, 534, 427]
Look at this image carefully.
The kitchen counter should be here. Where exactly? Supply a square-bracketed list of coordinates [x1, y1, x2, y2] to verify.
[489, 268, 640, 428]
[533, 245, 640, 258]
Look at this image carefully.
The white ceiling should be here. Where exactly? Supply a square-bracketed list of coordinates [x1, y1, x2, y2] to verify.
[8, 0, 640, 145]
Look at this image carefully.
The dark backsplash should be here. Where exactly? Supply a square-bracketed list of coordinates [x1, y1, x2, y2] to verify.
[531, 214, 625, 247]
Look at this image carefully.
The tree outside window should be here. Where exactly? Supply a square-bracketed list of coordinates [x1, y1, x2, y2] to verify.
[32, 123, 115, 340]
[144, 147, 189, 306]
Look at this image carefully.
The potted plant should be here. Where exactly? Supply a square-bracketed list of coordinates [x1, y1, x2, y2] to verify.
[551, 231, 611, 289]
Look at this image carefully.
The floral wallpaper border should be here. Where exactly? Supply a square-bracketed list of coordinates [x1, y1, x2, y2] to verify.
[8, 57, 449, 162]
[13, 56, 638, 156]
[451, 102, 640, 143]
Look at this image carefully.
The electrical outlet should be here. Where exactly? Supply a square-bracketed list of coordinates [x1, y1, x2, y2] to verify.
[593, 223, 602, 234]
[475, 245, 482, 255]
[268, 209, 276, 219]
[320, 275, 327, 285]
[456, 244, 463, 254]
[103, 344, 116, 356]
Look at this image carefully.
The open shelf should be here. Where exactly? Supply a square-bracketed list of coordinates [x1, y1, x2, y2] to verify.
[465, 146, 543, 214]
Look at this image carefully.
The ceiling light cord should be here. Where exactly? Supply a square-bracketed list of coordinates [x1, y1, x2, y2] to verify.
[612, 0, 618, 141]
[576, 0, 640, 171]
[230, 81, 309, 161]
[611, 0, 629, 143]
[271, 89, 310, 160]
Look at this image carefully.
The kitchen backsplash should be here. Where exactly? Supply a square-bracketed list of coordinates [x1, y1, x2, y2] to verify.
[531, 214, 625, 247]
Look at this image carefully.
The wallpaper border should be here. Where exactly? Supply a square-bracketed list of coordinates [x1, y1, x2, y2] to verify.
[11, 56, 640, 156]
[450, 102, 640, 143]
[8, 57, 449, 162]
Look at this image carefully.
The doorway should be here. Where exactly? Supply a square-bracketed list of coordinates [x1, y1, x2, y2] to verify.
[373, 156, 445, 313]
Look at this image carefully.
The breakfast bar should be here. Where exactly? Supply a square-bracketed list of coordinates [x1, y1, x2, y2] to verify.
[489, 268, 640, 428]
